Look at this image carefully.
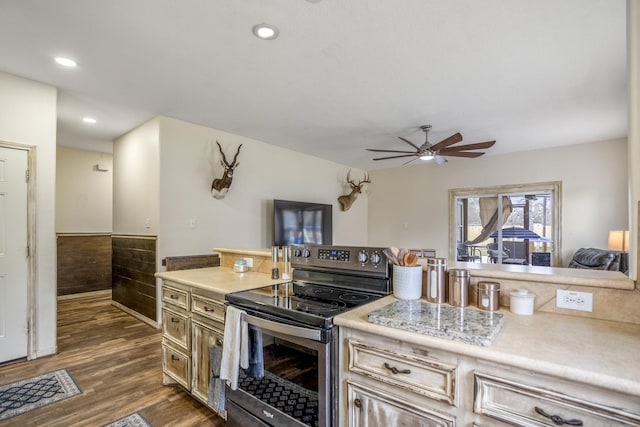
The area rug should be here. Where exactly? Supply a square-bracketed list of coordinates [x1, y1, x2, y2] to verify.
[0, 368, 81, 421]
[102, 412, 152, 427]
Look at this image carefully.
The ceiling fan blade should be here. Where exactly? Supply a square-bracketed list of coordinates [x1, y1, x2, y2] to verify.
[372, 154, 417, 161]
[439, 141, 496, 152]
[429, 132, 463, 152]
[397, 136, 421, 151]
[440, 151, 485, 158]
[402, 157, 419, 166]
[366, 148, 418, 154]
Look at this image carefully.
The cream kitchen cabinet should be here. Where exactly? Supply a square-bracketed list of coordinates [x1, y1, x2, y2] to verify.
[339, 325, 640, 427]
[339, 327, 461, 426]
[161, 280, 227, 418]
[472, 361, 640, 427]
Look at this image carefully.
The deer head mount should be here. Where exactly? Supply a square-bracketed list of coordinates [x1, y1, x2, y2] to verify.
[211, 141, 242, 199]
[338, 170, 371, 211]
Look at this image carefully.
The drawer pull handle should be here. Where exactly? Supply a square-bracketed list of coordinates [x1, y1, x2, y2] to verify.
[354, 398, 362, 409]
[384, 362, 411, 375]
[204, 306, 215, 312]
[169, 294, 179, 300]
[170, 317, 180, 323]
[535, 406, 583, 426]
[171, 355, 180, 362]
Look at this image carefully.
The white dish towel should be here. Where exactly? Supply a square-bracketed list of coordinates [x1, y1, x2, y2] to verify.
[219, 306, 248, 390]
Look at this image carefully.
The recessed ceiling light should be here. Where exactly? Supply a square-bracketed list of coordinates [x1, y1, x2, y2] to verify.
[82, 117, 97, 124]
[55, 57, 77, 67]
[252, 23, 279, 40]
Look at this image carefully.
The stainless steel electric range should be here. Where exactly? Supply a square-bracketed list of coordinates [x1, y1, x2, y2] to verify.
[225, 244, 391, 427]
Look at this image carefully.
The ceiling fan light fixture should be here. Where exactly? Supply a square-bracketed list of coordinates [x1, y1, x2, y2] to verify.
[419, 152, 435, 161]
[434, 155, 447, 164]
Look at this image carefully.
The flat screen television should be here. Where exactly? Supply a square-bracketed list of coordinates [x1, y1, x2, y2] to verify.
[273, 199, 333, 246]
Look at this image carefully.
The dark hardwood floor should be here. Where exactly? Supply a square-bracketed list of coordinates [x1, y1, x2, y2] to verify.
[0, 293, 225, 427]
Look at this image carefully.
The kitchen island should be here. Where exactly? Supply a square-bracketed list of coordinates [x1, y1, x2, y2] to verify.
[335, 295, 640, 426]
[155, 265, 288, 419]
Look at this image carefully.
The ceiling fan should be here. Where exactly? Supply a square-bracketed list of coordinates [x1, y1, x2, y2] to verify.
[367, 125, 495, 165]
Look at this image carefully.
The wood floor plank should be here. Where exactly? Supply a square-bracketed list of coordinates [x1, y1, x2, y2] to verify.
[0, 294, 225, 427]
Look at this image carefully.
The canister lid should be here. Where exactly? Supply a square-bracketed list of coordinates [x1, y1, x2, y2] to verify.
[477, 281, 500, 291]
[427, 257, 447, 266]
[448, 268, 469, 277]
[510, 289, 535, 299]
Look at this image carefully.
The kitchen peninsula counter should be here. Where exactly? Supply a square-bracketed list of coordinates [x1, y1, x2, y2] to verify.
[335, 295, 640, 397]
[155, 266, 287, 294]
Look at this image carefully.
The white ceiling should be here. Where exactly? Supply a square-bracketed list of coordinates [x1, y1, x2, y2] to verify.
[0, 0, 628, 170]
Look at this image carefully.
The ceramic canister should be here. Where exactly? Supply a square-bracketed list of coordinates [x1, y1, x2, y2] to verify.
[510, 289, 535, 315]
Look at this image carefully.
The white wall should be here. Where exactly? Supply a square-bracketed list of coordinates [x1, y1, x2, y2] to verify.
[157, 116, 368, 260]
[367, 138, 628, 265]
[56, 146, 112, 232]
[0, 71, 57, 357]
[113, 118, 160, 235]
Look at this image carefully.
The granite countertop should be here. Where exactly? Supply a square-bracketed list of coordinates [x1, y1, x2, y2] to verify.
[368, 300, 504, 346]
[155, 266, 288, 294]
[335, 295, 640, 397]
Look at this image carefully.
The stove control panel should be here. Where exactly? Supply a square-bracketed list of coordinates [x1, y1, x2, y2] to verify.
[318, 248, 350, 262]
[290, 244, 390, 277]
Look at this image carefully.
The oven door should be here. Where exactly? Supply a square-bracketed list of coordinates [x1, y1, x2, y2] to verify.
[226, 311, 331, 427]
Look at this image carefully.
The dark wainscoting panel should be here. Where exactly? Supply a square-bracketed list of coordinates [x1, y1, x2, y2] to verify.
[164, 254, 220, 271]
[112, 235, 157, 321]
[57, 233, 112, 296]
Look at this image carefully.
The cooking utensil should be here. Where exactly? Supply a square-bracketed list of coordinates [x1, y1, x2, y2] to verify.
[383, 248, 398, 265]
[404, 252, 418, 266]
[397, 248, 407, 266]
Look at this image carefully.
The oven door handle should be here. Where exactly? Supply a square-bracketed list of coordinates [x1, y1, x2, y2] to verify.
[243, 313, 322, 341]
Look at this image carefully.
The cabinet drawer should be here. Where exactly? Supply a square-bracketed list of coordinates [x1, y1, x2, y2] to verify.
[347, 381, 455, 427]
[348, 339, 457, 406]
[162, 308, 190, 349]
[162, 285, 189, 310]
[162, 343, 191, 390]
[474, 372, 640, 426]
[191, 294, 225, 324]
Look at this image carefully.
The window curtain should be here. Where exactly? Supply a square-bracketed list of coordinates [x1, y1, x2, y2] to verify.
[464, 196, 513, 245]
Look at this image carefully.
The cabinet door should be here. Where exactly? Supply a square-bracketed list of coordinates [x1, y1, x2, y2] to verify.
[192, 319, 224, 412]
[347, 381, 456, 427]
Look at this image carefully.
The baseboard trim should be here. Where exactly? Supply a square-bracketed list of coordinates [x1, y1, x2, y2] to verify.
[111, 300, 160, 330]
[57, 289, 112, 301]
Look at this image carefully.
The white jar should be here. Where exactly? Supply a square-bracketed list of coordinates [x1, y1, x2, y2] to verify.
[510, 289, 535, 315]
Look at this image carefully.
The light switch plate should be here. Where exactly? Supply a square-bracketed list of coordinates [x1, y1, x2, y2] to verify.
[556, 289, 593, 312]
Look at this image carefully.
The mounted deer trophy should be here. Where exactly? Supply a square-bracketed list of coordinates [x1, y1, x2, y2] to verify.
[211, 141, 242, 199]
[338, 170, 371, 211]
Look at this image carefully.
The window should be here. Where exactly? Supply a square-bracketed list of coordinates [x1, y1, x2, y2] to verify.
[449, 182, 561, 266]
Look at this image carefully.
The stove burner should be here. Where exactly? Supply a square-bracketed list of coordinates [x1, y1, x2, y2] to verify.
[338, 293, 371, 303]
[303, 287, 336, 297]
[296, 299, 346, 314]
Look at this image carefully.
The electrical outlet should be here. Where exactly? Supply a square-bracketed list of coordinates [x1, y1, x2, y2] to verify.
[556, 289, 593, 312]
[243, 257, 253, 267]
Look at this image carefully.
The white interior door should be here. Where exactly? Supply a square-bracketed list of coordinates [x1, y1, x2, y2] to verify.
[0, 146, 29, 363]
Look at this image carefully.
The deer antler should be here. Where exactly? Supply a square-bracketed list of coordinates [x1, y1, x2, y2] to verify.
[230, 144, 242, 167]
[216, 141, 229, 166]
[358, 173, 371, 185]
